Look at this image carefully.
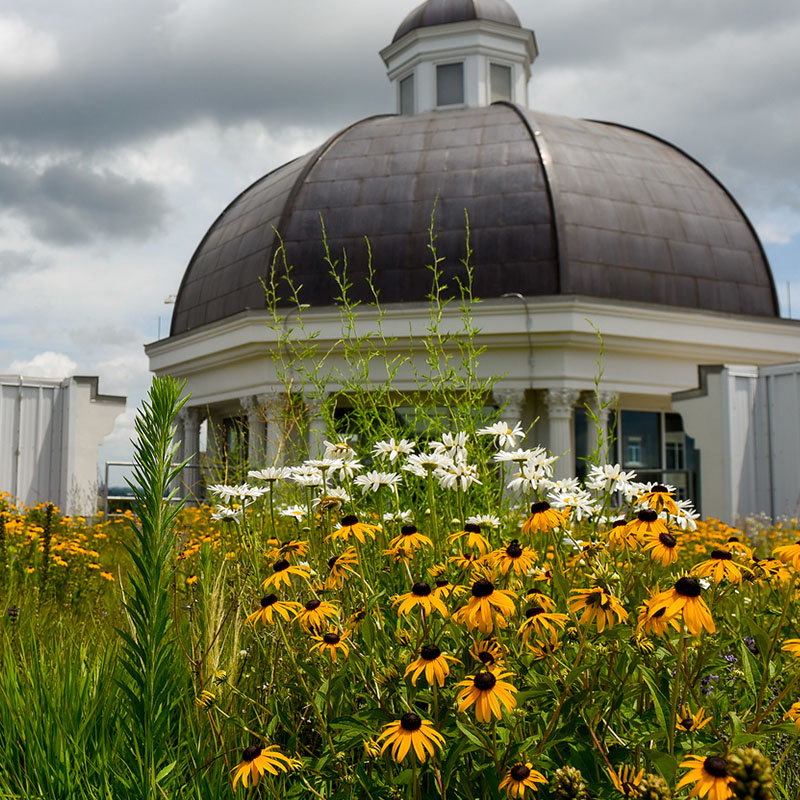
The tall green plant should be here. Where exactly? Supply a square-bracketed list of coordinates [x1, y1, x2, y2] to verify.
[118, 376, 189, 798]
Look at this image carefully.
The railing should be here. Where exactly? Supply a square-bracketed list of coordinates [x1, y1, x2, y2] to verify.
[102, 462, 204, 517]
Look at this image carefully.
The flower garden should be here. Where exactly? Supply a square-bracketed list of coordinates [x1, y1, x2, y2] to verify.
[1, 376, 799, 799]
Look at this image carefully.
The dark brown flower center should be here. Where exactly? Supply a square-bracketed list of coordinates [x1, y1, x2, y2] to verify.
[652, 484, 669, 493]
[322, 632, 341, 645]
[474, 671, 497, 691]
[612, 518, 627, 528]
[305, 599, 322, 611]
[401, 525, 418, 536]
[471, 578, 494, 598]
[658, 532, 677, 547]
[585, 591, 604, 607]
[506, 540, 523, 558]
[727, 536, 740, 543]
[273, 558, 289, 572]
[464, 523, 481, 533]
[420, 644, 441, 661]
[525, 605, 544, 618]
[260, 594, 278, 607]
[711, 549, 732, 560]
[341, 514, 358, 526]
[530, 501, 551, 514]
[435, 579, 450, 588]
[411, 582, 431, 597]
[328, 555, 339, 568]
[242, 745, 262, 762]
[704, 757, 728, 778]
[400, 712, 422, 731]
[675, 576, 701, 597]
[510, 764, 531, 782]
[637, 509, 658, 523]
[680, 717, 695, 730]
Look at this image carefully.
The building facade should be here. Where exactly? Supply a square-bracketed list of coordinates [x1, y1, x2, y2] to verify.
[146, 0, 800, 522]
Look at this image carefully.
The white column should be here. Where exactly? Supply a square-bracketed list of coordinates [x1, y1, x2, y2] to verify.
[544, 389, 580, 481]
[241, 395, 266, 470]
[180, 406, 204, 502]
[582, 390, 616, 465]
[305, 394, 328, 460]
[259, 392, 288, 467]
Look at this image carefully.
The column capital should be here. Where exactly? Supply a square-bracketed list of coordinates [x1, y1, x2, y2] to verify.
[581, 390, 616, 411]
[178, 406, 204, 427]
[544, 389, 580, 417]
[493, 388, 526, 412]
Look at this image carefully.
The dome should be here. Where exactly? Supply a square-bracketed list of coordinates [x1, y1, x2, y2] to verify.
[171, 104, 778, 336]
[392, 0, 522, 43]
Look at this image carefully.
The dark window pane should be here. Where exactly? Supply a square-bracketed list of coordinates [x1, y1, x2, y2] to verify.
[621, 410, 661, 471]
[437, 63, 464, 106]
[400, 74, 415, 115]
[490, 63, 512, 103]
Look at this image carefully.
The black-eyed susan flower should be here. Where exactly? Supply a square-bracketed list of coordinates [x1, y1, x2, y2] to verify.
[231, 744, 298, 790]
[388, 524, 433, 553]
[677, 705, 712, 733]
[454, 578, 516, 634]
[636, 596, 680, 637]
[394, 582, 449, 618]
[470, 638, 505, 667]
[781, 639, 800, 659]
[693, 550, 748, 584]
[608, 764, 644, 798]
[522, 502, 565, 536]
[773, 541, 800, 570]
[607, 519, 639, 550]
[327, 514, 380, 544]
[261, 558, 312, 591]
[752, 557, 791, 583]
[294, 598, 339, 633]
[432, 578, 467, 601]
[676, 755, 735, 800]
[642, 530, 680, 566]
[245, 594, 302, 627]
[568, 588, 627, 632]
[518, 605, 570, 643]
[647, 577, 715, 636]
[449, 551, 484, 571]
[448, 523, 492, 554]
[405, 644, 460, 687]
[277, 538, 309, 559]
[524, 588, 556, 612]
[499, 762, 547, 798]
[784, 701, 800, 730]
[456, 669, 518, 722]
[624, 509, 668, 539]
[527, 637, 562, 660]
[376, 713, 445, 763]
[490, 539, 538, 577]
[637, 484, 679, 515]
[362, 738, 382, 758]
[725, 536, 753, 559]
[309, 629, 350, 662]
[325, 546, 358, 589]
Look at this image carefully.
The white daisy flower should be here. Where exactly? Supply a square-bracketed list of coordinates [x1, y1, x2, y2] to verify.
[353, 470, 402, 494]
[247, 467, 292, 482]
[477, 420, 524, 449]
[372, 437, 416, 463]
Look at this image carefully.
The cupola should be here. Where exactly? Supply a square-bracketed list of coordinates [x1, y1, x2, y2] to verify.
[380, 0, 537, 115]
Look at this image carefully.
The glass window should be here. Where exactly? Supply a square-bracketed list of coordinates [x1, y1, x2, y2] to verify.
[620, 411, 661, 471]
[437, 62, 464, 106]
[490, 63, 512, 103]
[400, 74, 415, 115]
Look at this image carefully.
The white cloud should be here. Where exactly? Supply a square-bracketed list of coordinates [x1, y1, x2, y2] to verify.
[0, 16, 58, 78]
[7, 350, 77, 379]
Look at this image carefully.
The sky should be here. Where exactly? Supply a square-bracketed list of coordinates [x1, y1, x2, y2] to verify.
[1, 0, 799, 480]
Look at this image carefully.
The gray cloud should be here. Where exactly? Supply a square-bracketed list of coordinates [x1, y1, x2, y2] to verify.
[0, 159, 169, 245]
[0, 249, 40, 278]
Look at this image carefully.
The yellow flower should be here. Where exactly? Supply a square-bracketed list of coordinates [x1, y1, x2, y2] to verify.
[692, 550, 747, 584]
[608, 764, 644, 798]
[293, 598, 340, 633]
[186, 574, 198, 585]
[676, 755, 734, 800]
[647, 577, 715, 636]
[455, 669, 517, 723]
[490, 540, 538, 577]
[245, 595, 302, 627]
[309, 629, 351, 662]
[454, 578, 516, 634]
[781, 639, 800, 658]
[261, 559, 312, 591]
[568, 588, 628, 632]
[448, 523, 492, 554]
[641, 530, 679, 566]
[636, 484, 679, 515]
[325, 547, 358, 589]
[376, 713, 445, 763]
[100, 571, 115, 582]
[773, 540, 800, 570]
[677, 705, 712, 733]
[405, 644, 460, 687]
[327, 514, 380, 544]
[518, 606, 569, 643]
[624, 509, 668, 540]
[394, 582, 449, 618]
[522, 502, 565, 536]
[231, 744, 298, 790]
[784, 701, 800, 730]
[500, 762, 547, 798]
[388, 524, 433, 553]
[469, 638, 506, 668]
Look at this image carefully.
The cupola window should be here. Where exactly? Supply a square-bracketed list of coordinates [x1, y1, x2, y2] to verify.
[490, 63, 512, 103]
[399, 74, 415, 115]
[436, 62, 464, 106]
